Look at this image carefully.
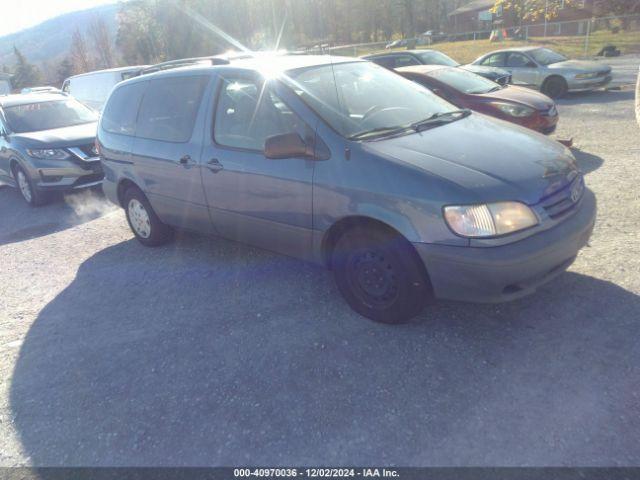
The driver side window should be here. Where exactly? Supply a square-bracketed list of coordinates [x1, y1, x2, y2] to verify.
[214, 76, 305, 151]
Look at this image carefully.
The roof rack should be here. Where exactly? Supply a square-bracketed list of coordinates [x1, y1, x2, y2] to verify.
[139, 52, 254, 76]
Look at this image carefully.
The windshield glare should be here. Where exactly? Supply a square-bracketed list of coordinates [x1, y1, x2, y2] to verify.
[417, 51, 459, 67]
[4, 99, 97, 133]
[429, 67, 500, 94]
[285, 61, 456, 138]
[530, 48, 567, 66]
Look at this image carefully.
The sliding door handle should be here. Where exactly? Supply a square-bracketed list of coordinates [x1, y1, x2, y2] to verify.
[207, 158, 224, 172]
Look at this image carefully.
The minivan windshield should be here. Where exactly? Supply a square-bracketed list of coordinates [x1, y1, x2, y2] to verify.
[4, 98, 97, 133]
[285, 61, 459, 139]
[416, 51, 459, 66]
[428, 67, 501, 94]
[529, 48, 567, 66]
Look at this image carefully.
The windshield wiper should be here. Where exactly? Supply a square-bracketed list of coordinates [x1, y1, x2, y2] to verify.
[410, 109, 471, 132]
[348, 125, 412, 140]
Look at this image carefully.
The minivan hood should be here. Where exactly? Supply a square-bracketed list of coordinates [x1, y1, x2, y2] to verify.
[548, 59, 611, 73]
[363, 113, 576, 205]
[11, 122, 97, 148]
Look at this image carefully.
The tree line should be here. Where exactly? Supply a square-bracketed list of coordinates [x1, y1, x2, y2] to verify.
[5, 0, 639, 90]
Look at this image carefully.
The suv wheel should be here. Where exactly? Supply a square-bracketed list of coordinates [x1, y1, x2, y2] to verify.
[542, 76, 568, 99]
[123, 187, 173, 247]
[13, 164, 47, 206]
[332, 226, 431, 324]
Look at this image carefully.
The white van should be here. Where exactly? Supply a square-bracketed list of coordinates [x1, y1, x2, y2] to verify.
[62, 66, 147, 111]
[0, 73, 11, 96]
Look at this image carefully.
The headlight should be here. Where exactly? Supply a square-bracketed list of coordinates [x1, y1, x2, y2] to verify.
[575, 72, 598, 79]
[492, 102, 535, 117]
[444, 202, 538, 238]
[26, 148, 70, 160]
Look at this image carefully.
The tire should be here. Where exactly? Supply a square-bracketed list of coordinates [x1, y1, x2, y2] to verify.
[332, 226, 432, 324]
[542, 76, 568, 99]
[12, 164, 48, 206]
[123, 186, 173, 247]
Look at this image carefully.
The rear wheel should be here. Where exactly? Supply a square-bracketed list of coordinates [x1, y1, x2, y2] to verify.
[13, 164, 47, 206]
[123, 186, 173, 247]
[542, 76, 568, 99]
[332, 227, 431, 324]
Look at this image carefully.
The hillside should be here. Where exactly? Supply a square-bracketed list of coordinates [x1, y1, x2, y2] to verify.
[0, 3, 119, 67]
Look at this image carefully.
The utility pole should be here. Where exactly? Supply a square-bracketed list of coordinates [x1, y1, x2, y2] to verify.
[543, 0, 549, 37]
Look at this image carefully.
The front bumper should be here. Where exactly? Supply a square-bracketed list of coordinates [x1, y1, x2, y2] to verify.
[413, 188, 596, 303]
[22, 157, 104, 191]
[568, 74, 612, 92]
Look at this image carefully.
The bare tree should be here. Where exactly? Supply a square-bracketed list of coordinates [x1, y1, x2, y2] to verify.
[69, 28, 92, 74]
[89, 17, 116, 69]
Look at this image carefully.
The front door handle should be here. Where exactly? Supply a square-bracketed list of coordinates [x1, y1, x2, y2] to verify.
[207, 158, 224, 172]
[179, 154, 192, 165]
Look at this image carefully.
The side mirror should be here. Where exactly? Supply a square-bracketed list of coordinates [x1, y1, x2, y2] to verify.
[264, 133, 311, 159]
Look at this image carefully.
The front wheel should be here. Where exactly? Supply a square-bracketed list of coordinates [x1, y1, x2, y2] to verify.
[542, 76, 568, 99]
[332, 227, 432, 324]
[123, 187, 173, 247]
[13, 164, 48, 206]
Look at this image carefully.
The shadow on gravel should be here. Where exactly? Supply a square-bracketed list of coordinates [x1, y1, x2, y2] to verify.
[9, 236, 640, 466]
[558, 89, 635, 106]
[0, 187, 116, 247]
[572, 148, 604, 175]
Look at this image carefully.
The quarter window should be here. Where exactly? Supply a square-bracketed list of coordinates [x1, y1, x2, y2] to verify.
[213, 77, 305, 151]
[136, 75, 209, 143]
[101, 82, 146, 136]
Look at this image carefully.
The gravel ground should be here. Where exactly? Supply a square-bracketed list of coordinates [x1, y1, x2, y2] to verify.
[0, 85, 639, 467]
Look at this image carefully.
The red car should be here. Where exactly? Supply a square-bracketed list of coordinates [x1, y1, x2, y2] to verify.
[397, 65, 559, 134]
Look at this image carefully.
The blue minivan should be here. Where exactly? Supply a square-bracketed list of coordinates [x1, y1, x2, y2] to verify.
[97, 55, 596, 323]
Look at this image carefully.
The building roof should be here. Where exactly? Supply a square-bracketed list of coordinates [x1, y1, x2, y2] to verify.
[448, 0, 495, 17]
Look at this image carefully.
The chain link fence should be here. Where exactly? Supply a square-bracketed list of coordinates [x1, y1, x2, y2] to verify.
[312, 14, 640, 60]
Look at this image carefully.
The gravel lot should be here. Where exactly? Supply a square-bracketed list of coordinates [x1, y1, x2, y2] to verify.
[0, 82, 639, 466]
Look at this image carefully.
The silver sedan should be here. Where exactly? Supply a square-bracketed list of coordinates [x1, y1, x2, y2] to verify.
[472, 46, 612, 98]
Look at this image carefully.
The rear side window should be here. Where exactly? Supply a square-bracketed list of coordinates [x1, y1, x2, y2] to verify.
[370, 57, 395, 69]
[481, 53, 507, 67]
[136, 75, 209, 143]
[101, 82, 146, 136]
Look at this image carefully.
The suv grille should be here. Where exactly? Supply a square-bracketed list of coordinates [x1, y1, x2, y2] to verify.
[540, 175, 584, 219]
[78, 143, 98, 157]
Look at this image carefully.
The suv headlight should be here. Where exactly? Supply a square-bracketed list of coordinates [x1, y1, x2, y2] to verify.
[575, 72, 598, 79]
[491, 102, 535, 117]
[26, 148, 70, 160]
[444, 202, 538, 238]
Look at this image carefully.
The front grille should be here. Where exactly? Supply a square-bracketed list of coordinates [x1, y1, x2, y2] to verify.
[78, 143, 98, 157]
[497, 75, 512, 85]
[540, 175, 584, 219]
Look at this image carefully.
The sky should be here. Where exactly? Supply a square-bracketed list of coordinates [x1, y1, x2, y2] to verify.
[0, 0, 115, 37]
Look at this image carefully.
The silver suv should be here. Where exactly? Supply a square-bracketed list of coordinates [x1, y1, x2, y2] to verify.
[98, 55, 596, 323]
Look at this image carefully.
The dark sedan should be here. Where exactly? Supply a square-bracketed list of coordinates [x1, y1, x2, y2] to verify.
[362, 49, 512, 85]
[398, 65, 558, 135]
[0, 93, 102, 206]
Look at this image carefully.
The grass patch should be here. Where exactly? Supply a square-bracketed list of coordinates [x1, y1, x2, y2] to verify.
[343, 30, 640, 63]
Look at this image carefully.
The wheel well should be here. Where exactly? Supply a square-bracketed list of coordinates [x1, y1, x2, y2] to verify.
[9, 159, 20, 177]
[117, 179, 140, 207]
[322, 216, 405, 267]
